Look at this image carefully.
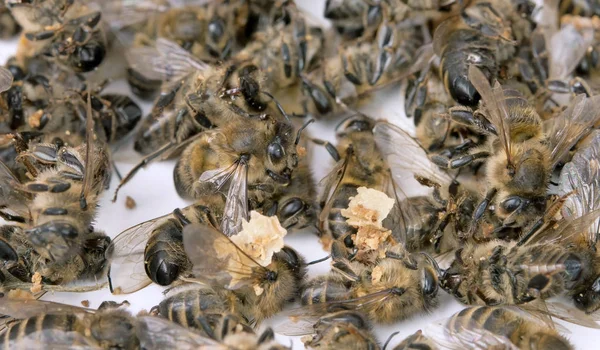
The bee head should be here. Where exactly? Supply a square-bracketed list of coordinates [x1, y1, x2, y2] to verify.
[496, 194, 546, 228]
[335, 114, 374, 138]
[574, 276, 600, 314]
[69, 41, 106, 72]
[265, 121, 297, 185]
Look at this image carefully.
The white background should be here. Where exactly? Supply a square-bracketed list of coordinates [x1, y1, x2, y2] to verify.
[1, 0, 599, 348]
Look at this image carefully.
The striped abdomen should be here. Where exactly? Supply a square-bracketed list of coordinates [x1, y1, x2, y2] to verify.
[157, 288, 228, 331]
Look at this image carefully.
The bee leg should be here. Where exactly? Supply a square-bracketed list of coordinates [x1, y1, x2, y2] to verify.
[301, 77, 334, 115]
[369, 22, 395, 85]
[448, 106, 496, 134]
[257, 328, 275, 344]
[310, 138, 341, 161]
[431, 151, 490, 169]
[469, 188, 497, 235]
[341, 53, 363, 86]
[404, 70, 429, 120]
[0, 209, 27, 224]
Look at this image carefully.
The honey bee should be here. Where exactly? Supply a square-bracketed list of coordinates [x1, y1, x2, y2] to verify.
[129, 6, 323, 156]
[9, 0, 110, 73]
[0, 224, 110, 289]
[431, 305, 573, 350]
[559, 130, 600, 313]
[106, 194, 225, 293]
[179, 223, 307, 324]
[138, 313, 288, 350]
[301, 19, 430, 118]
[296, 243, 441, 324]
[0, 298, 139, 349]
[559, 0, 600, 17]
[433, 0, 536, 106]
[0, 1, 20, 38]
[317, 115, 393, 250]
[432, 66, 600, 234]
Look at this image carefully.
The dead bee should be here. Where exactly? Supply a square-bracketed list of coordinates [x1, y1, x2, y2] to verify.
[9, 0, 109, 72]
[559, 0, 600, 17]
[138, 313, 288, 350]
[0, 224, 110, 289]
[296, 243, 441, 324]
[432, 66, 600, 234]
[317, 115, 394, 250]
[301, 19, 429, 118]
[179, 222, 307, 325]
[129, 7, 322, 156]
[0, 298, 139, 349]
[0, 1, 20, 38]
[433, 0, 536, 106]
[430, 305, 573, 350]
[106, 194, 225, 293]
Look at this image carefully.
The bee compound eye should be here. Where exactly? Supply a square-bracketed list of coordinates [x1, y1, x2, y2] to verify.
[501, 196, 522, 213]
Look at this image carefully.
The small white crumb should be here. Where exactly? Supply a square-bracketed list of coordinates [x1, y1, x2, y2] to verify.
[230, 211, 287, 266]
[341, 187, 395, 227]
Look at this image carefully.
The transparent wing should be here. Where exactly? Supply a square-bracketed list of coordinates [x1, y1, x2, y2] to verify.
[0, 299, 93, 319]
[468, 65, 513, 166]
[559, 130, 600, 243]
[544, 301, 600, 329]
[545, 94, 600, 169]
[125, 38, 208, 84]
[426, 319, 519, 350]
[182, 223, 269, 290]
[7, 328, 102, 350]
[79, 93, 96, 210]
[0, 67, 13, 93]
[548, 24, 594, 80]
[373, 121, 452, 199]
[317, 156, 349, 226]
[87, 0, 171, 30]
[522, 208, 600, 246]
[220, 161, 248, 237]
[274, 318, 319, 336]
[106, 210, 180, 294]
[137, 316, 221, 349]
[433, 19, 453, 56]
[0, 160, 32, 220]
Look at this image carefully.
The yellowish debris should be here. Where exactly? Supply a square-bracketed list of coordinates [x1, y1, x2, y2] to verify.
[31, 272, 42, 294]
[7, 289, 35, 300]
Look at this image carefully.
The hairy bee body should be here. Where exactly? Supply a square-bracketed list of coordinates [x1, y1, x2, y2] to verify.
[559, 0, 600, 16]
[446, 306, 573, 350]
[442, 240, 593, 306]
[301, 273, 354, 306]
[1, 307, 138, 350]
[0, 2, 19, 39]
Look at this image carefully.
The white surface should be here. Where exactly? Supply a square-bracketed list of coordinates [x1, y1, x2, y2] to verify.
[1, 1, 599, 348]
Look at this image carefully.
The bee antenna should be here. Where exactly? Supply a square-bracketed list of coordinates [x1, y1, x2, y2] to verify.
[261, 91, 290, 122]
[306, 255, 330, 265]
[382, 331, 400, 350]
[295, 119, 315, 145]
[420, 252, 442, 277]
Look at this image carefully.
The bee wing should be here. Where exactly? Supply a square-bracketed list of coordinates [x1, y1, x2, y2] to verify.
[286, 289, 396, 319]
[125, 38, 208, 84]
[87, 0, 169, 30]
[548, 24, 594, 81]
[182, 223, 269, 290]
[79, 92, 96, 211]
[0, 160, 32, 220]
[220, 161, 248, 237]
[198, 160, 248, 237]
[432, 19, 452, 56]
[317, 154, 349, 225]
[0, 67, 13, 93]
[426, 319, 519, 350]
[273, 318, 319, 336]
[137, 316, 221, 349]
[106, 210, 179, 294]
[559, 130, 600, 243]
[468, 65, 513, 165]
[373, 121, 453, 198]
[0, 298, 93, 319]
[522, 208, 600, 246]
[544, 301, 600, 329]
[545, 94, 600, 170]
[8, 329, 103, 350]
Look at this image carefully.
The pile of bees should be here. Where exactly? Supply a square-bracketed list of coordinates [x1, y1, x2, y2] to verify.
[3, 0, 600, 348]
